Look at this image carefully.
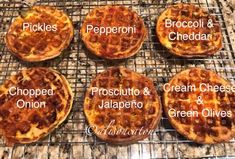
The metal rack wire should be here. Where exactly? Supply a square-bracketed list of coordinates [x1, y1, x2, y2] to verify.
[0, 0, 235, 158]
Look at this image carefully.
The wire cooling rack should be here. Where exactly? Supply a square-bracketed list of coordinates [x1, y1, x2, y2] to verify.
[0, 0, 235, 158]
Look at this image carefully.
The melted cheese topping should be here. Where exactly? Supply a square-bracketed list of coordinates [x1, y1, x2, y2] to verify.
[81, 5, 147, 59]
[6, 6, 74, 62]
[0, 68, 73, 146]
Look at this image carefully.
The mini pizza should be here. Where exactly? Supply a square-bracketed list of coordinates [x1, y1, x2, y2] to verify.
[163, 68, 235, 144]
[84, 67, 161, 144]
[156, 3, 222, 57]
[6, 6, 74, 62]
[80, 5, 147, 59]
[0, 68, 73, 146]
